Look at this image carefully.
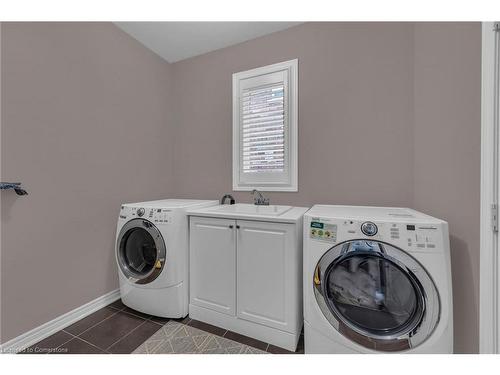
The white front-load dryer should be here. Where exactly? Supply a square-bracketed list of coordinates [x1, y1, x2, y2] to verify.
[303, 205, 453, 353]
[115, 199, 218, 318]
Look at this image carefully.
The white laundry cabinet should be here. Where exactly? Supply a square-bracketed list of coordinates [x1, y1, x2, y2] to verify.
[188, 211, 305, 351]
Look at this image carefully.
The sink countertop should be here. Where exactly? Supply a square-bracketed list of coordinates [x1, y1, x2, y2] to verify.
[186, 204, 310, 224]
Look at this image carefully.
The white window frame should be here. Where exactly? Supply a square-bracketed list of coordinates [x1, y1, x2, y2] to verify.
[232, 59, 298, 192]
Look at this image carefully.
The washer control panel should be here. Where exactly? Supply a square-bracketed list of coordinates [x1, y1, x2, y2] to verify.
[411, 225, 439, 250]
[149, 208, 172, 224]
[361, 221, 378, 236]
[310, 221, 337, 242]
[120, 206, 173, 224]
[308, 216, 443, 251]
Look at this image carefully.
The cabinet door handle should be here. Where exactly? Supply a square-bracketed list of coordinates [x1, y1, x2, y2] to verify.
[236, 225, 240, 229]
[229, 225, 234, 229]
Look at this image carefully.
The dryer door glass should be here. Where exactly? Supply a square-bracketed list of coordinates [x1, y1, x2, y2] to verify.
[314, 240, 439, 351]
[117, 219, 166, 285]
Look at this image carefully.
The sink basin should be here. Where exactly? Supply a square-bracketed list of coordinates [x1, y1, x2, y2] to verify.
[209, 203, 293, 216]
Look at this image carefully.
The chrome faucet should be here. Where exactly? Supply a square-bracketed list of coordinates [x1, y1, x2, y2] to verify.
[220, 194, 235, 205]
[251, 189, 269, 205]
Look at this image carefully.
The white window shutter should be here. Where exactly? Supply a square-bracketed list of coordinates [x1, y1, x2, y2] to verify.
[241, 83, 285, 173]
[232, 59, 298, 192]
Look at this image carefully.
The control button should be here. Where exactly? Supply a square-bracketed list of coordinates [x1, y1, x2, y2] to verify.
[137, 208, 145, 217]
[361, 222, 378, 236]
[311, 229, 317, 236]
[325, 231, 331, 238]
[318, 230, 324, 236]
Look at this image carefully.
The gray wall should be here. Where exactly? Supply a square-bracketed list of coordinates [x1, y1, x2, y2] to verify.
[171, 22, 415, 207]
[170, 22, 481, 353]
[0, 22, 482, 353]
[0, 23, 174, 343]
[413, 23, 481, 354]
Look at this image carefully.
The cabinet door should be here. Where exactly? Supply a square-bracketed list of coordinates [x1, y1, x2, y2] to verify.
[236, 220, 295, 331]
[190, 216, 236, 315]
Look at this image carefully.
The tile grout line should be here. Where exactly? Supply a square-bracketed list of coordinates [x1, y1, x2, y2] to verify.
[35, 331, 77, 353]
[29, 304, 122, 351]
[108, 305, 126, 312]
[56, 331, 108, 354]
[75, 336, 111, 354]
[59, 331, 78, 341]
[118, 307, 172, 326]
[120, 309, 152, 321]
[148, 319, 169, 326]
[104, 319, 154, 352]
[104, 314, 185, 353]
[69, 309, 121, 338]
[71, 307, 154, 353]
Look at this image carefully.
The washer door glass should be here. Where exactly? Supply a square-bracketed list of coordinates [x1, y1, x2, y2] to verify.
[123, 228, 157, 275]
[117, 219, 166, 285]
[327, 252, 421, 335]
[314, 240, 440, 351]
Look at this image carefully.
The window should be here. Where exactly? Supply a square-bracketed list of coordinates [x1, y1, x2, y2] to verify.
[232, 59, 298, 191]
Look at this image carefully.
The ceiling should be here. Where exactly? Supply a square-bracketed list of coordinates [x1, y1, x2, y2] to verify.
[114, 22, 301, 63]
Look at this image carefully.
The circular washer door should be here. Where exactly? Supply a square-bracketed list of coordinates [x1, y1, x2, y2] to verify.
[116, 219, 166, 285]
[313, 240, 440, 352]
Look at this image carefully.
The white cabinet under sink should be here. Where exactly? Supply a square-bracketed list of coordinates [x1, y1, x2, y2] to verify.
[188, 207, 307, 352]
[190, 217, 236, 316]
[236, 220, 297, 332]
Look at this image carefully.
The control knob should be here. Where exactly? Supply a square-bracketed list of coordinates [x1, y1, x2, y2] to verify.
[361, 221, 378, 236]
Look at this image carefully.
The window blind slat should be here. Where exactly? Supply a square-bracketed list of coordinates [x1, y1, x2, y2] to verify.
[243, 119, 284, 129]
[243, 115, 284, 125]
[243, 130, 284, 138]
[241, 82, 285, 174]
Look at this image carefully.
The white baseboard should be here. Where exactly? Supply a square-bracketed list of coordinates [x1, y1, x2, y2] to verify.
[0, 289, 120, 354]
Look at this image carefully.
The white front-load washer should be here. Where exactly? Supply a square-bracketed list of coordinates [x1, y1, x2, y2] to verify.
[303, 205, 453, 353]
[115, 199, 218, 318]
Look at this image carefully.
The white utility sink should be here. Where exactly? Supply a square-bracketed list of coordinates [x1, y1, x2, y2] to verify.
[209, 203, 293, 217]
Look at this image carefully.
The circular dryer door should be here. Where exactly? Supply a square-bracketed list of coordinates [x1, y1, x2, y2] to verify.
[313, 240, 440, 352]
[116, 219, 166, 285]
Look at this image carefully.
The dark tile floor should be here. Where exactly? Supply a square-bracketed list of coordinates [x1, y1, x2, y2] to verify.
[21, 300, 304, 354]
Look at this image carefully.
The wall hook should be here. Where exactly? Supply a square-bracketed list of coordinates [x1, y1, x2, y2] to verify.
[0, 182, 28, 196]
